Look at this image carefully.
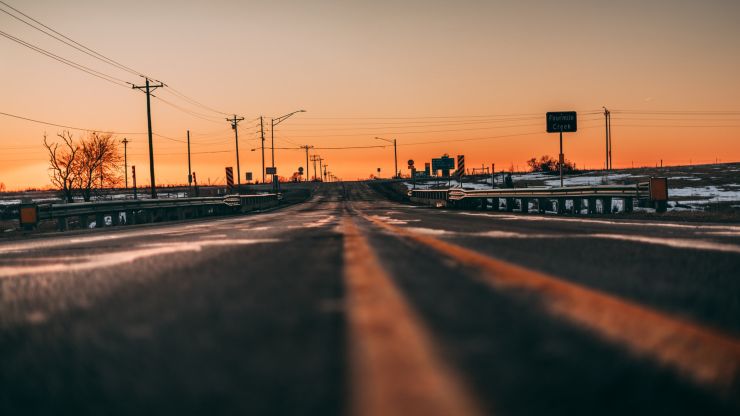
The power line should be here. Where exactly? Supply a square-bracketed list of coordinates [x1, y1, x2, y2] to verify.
[0, 110, 141, 134]
[0, 1, 234, 119]
[0, 29, 131, 87]
[0, 2, 142, 78]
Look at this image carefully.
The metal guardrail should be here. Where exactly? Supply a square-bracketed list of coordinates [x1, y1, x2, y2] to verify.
[38, 197, 226, 220]
[409, 178, 669, 213]
[446, 183, 650, 201]
[20, 193, 280, 230]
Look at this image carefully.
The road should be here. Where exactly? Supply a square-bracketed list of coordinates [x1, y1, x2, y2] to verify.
[1, 182, 739, 415]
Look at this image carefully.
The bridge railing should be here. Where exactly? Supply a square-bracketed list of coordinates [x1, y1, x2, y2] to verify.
[21, 193, 280, 230]
[409, 178, 668, 213]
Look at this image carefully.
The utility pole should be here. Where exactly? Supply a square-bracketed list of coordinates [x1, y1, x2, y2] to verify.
[300, 145, 313, 182]
[227, 115, 245, 192]
[375, 137, 398, 178]
[132, 77, 164, 198]
[270, 110, 306, 185]
[324, 164, 328, 182]
[310, 155, 320, 181]
[603, 107, 611, 171]
[186, 130, 192, 193]
[122, 138, 129, 190]
[318, 157, 324, 182]
[260, 116, 266, 183]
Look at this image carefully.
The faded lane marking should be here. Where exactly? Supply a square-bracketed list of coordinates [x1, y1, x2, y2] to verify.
[305, 215, 337, 228]
[458, 212, 740, 232]
[0, 239, 279, 278]
[589, 234, 740, 254]
[370, 217, 740, 253]
[365, 214, 740, 392]
[342, 217, 484, 416]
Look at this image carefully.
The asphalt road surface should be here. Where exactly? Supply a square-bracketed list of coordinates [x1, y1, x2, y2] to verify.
[1, 183, 739, 415]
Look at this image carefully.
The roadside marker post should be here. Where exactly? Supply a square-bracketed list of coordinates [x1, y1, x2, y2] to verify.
[19, 203, 38, 230]
[546, 112, 577, 187]
[225, 167, 234, 193]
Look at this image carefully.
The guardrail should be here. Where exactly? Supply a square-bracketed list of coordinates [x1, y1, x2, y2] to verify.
[409, 177, 669, 214]
[20, 193, 279, 231]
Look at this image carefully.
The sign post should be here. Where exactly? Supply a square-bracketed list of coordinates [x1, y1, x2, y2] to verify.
[546, 111, 577, 187]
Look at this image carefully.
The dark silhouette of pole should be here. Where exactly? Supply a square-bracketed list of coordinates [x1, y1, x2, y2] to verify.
[608, 110, 613, 169]
[227, 115, 245, 192]
[318, 157, 324, 182]
[260, 116, 266, 183]
[375, 136, 397, 178]
[187, 130, 192, 193]
[559, 127, 564, 187]
[132, 78, 163, 198]
[270, 110, 306, 185]
[310, 155, 320, 181]
[122, 137, 129, 190]
[300, 145, 313, 182]
[603, 107, 610, 171]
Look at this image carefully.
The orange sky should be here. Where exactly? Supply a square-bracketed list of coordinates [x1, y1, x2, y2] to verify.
[1, 0, 739, 190]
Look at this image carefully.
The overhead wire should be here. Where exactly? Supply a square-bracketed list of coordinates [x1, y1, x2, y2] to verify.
[0, 29, 131, 88]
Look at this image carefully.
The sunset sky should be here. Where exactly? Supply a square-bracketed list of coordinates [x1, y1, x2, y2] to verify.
[1, 0, 739, 190]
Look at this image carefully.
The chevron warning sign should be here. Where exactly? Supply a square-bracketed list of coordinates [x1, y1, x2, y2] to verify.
[225, 167, 234, 191]
[454, 155, 465, 177]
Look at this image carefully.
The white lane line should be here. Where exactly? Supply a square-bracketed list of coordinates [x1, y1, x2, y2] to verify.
[589, 234, 740, 254]
[0, 239, 279, 278]
[458, 212, 740, 232]
[371, 218, 740, 253]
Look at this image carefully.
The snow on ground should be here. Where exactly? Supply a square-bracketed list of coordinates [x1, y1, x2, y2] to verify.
[406, 168, 740, 211]
[543, 173, 633, 187]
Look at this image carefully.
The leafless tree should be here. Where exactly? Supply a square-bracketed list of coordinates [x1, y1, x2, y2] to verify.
[78, 132, 122, 201]
[43, 131, 79, 203]
[43, 131, 123, 202]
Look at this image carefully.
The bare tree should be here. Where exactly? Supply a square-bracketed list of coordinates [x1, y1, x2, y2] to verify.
[43, 131, 79, 203]
[78, 132, 122, 201]
[43, 131, 123, 202]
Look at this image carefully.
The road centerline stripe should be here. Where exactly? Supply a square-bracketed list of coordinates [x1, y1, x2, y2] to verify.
[363, 214, 740, 393]
[342, 216, 484, 416]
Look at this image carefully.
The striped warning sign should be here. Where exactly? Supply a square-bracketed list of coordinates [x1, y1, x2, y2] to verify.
[455, 155, 465, 177]
[225, 167, 234, 191]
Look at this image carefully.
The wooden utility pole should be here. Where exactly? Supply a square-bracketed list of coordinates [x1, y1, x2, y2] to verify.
[260, 116, 266, 183]
[300, 145, 314, 182]
[227, 115, 245, 191]
[132, 78, 164, 198]
[122, 138, 129, 189]
[187, 130, 192, 193]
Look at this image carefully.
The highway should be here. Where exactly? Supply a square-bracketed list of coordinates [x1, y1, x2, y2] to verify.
[1, 182, 738, 415]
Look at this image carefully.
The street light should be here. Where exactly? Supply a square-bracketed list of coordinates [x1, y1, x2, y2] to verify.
[271, 110, 306, 188]
[375, 137, 397, 179]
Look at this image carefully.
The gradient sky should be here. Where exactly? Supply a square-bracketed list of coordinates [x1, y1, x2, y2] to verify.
[1, 0, 739, 189]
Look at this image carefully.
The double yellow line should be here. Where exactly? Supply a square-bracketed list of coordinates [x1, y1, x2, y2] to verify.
[342, 213, 740, 415]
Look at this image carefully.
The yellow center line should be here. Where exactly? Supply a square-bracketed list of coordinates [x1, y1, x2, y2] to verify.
[363, 214, 740, 393]
[342, 216, 485, 416]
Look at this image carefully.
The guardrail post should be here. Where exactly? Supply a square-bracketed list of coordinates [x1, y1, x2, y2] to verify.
[490, 198, 499, 211]
[556, 198, 565, 214]
[57, 216, 68, 231]
[112, 212, 120, 226]
[480, 198, 487, 211]
[603, 197, 613, 214]
[95, 213, 105, 228]
[505, 197, 514, 212]
[537, 198, 547, 213]
[624, 197, 634, 213]
[521, 198, 529, 213]
[572, 198, 582, 214]
[587, 198, 597, 214]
